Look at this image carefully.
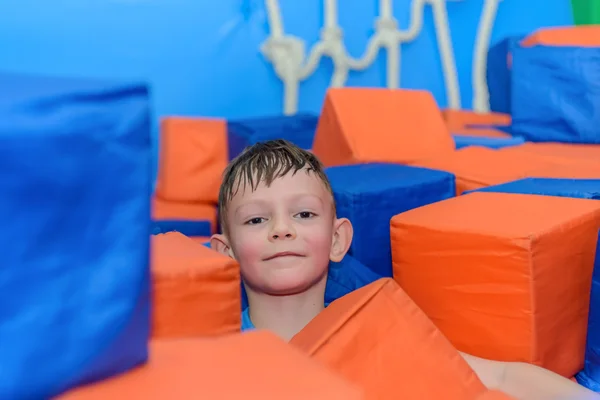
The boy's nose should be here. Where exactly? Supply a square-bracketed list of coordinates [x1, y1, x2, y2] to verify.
[269, 218, 297, 241]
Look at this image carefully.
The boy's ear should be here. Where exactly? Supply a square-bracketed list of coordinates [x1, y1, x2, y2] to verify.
[210, 234, 235, 259]
[329, 217, 353, 262]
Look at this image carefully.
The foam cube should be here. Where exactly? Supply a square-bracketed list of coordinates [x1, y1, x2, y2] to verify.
[511, 44, 600, 144]
[312, 88, 455, 167]
[577, 231, 600, 391]
[501, 142, 600, 165]
[152, 232, 241, 338]
[0, 72, 151, 399]
[290, 279, 493, 399]
[471, 178, 600, 200]
[326, 163, 455, 277]
[60, 331, 364, 399]
[413, 146, 555, 195]
[521, 25, 600, 47]
[391, 192, 600, 377]
[486, 36, 524, 114]
[155, 117, 227, 203]
[442, 110, 511, 133]
[453, 135, 524, 150]
[152, 196, 217, 236]
[227, 113, 317, 159]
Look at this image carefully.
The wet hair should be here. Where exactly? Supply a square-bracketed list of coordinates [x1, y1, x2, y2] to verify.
[217, 139, 334, 232]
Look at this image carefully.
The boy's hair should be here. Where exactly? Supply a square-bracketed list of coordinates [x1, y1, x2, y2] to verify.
[218, 139, 335, 232]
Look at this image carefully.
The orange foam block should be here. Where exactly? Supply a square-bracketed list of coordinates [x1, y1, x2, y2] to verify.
[412, 146, 555, 195]
[152, 196, 217, 234]
[442, 109, 511, 132]
[391, 192, 600, 377]
[155, 117, 227, 203]
[522, 25, 600, 47]
[501, 143, 600, 166]
[60, 331, 364, 399]
[291, 278, 497, 399]
[152, 232, 240, 338]
[312, 88, 455, 167]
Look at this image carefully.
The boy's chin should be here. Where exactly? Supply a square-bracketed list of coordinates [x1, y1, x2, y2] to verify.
[260, 271, 327, 296]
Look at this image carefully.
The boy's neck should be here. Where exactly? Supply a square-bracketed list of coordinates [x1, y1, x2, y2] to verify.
[245, 274, 327, 342]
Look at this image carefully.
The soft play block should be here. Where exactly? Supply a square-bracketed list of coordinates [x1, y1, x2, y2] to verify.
[450, 127, 511, 138]
[312, 88, 455, 167]
[486, 36, 524, 114]
[0, 72, 151, 399]
[511, 44, 600, 144]
[152, 232, 241, 338]
[453, 135, 524, 150]
[154, 117, 227, 203]
[577, 231, 600, 391]
[152, 196, 217, 236]
[290, 279, 493, 399]
[326, 163, 455, 277]
[412, 146, 555, 195]
[60, 331, 364, 399]
[227, 113, 318, 159]
[501, 142, 600, 165]
[521, 25, 600, 48]
[391, 192, 600, 377]
[442, 110, 511, 133]
[471, 178, 600, 200]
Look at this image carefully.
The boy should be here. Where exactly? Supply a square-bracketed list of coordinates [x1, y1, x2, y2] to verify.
[211, 139, 598, 399]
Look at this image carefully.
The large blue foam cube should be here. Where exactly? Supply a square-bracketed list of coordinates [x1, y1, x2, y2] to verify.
[470, 178, 600, 200]
[486, 35, 524, 114]
[453, 134, 525, 150]
[227, 113, 318, 159]
[512, 45, 600, 144]
[577, 231, 600, 391]
[326, 163, 455, 277]
[0, 72, 151, 399]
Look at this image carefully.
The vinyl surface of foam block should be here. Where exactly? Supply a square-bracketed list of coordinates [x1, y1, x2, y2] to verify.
[453, 135, 524, 150]
[511, 44, 600, 144]
[151, 196, 217, 236]
[155, 117, 227, 202]
[290, 279, 491, 399]
[227, 113, 317, 159]
[312, 88, 455, 166]
[152, 232, 241, 338]
[0, 72, 151, 399]
[60, 331, 364, 399]
[391, 192, 600, 377]
[471, 178, 600, 200]
[326, 163, 455, 277]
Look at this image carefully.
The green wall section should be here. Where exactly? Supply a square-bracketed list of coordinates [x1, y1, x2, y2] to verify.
[571, 0, 600, 25]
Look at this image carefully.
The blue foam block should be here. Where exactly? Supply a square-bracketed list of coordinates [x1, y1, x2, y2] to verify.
[326, 163, 456, 277]
[468, 178, 600, 200]
[151, 219, 212, 236]
[0, 72, 151, 399]
[486, 35, 524, 114]
[227, 113, 318, 159]
[512, 45, 600, 144]
[240, 254, 381, 310]
[577, 231, 600, 391]
[452, 134, 525, 150]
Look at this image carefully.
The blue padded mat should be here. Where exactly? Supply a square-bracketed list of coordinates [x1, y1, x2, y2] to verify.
[512, 45, 600, 144]
[577, 231, 600, 391]
[0, 72, 151, 399]
[452, 134, 525, 150]
[468, 178, 600, 200]
[227, 113, 318, 159]
[239, 253, 381, 310]
[326, 163, 456, 277]
[486, 35, 524, 114]
[151, 219, 212, 236]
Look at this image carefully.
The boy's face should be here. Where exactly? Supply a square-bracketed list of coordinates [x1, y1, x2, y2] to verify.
[212, 169, 352, 296]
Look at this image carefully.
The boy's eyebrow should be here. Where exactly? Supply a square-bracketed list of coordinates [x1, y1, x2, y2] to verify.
[233, 194, 327, 218]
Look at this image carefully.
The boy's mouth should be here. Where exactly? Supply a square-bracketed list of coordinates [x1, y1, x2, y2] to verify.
[263, 251, 305, 261]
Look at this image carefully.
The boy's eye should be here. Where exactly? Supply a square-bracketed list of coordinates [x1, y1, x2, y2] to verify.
[296, 211, 315, 219]
[246, 217, 265, 225]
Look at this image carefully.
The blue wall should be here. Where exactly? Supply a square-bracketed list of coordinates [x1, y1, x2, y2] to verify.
[0, 0, 573, 121]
